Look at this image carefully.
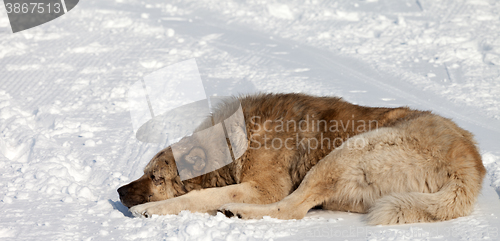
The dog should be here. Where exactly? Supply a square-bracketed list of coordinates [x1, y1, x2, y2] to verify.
[118, 93, 485, 225]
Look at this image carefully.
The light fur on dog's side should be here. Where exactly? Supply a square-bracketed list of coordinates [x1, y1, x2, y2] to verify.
[118, 93, 486, 225]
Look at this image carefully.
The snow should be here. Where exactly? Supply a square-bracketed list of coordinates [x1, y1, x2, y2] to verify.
[1, 0, 500, 240]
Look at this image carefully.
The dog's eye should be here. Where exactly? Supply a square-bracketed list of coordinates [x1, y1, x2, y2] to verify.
[150, 174, 164, 186]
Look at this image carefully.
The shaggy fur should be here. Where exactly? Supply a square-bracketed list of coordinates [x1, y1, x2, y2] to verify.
[118, 93, 486, 225]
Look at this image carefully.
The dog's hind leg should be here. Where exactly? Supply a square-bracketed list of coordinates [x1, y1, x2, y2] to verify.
[366, 138, 485, 225]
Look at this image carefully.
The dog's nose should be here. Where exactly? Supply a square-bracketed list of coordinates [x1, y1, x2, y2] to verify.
[117, 185, 127, 198]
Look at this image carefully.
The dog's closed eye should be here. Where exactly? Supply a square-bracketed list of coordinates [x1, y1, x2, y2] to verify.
[150, 174, 165, 186]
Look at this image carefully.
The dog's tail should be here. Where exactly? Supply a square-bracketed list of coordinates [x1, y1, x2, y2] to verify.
[367, 140, 485, 225]
[366, 183, 477, 225]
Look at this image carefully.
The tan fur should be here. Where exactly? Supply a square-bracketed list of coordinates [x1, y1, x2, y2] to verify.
[118, 93, 486, 225]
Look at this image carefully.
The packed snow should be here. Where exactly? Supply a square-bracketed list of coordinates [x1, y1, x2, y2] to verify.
[1, 0, 500, 240]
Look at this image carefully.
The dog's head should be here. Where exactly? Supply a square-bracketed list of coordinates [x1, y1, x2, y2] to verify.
[117, 147, 187, 208]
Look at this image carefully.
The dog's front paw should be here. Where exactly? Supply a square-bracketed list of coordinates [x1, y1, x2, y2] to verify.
[129, 202, 163, 218]
[129, 200, 187, 218]
[129, 203, 152, 218]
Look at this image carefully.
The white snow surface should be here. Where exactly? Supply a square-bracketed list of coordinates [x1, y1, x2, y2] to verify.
[1, 0, 500, 240]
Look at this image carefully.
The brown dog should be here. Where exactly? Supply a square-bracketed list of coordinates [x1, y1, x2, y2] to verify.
[118, 93, 485, 225]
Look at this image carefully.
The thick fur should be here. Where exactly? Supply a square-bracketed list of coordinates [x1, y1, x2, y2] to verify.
[118, 93, 486, 225]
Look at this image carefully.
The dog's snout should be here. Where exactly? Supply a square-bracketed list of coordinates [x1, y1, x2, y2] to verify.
[117, 185, 128, 198]
[117, 177, 154, 208]
[117, 184, 138, 208]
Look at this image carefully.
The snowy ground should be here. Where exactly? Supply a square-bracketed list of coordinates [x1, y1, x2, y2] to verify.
[1, 0, 500, 240]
